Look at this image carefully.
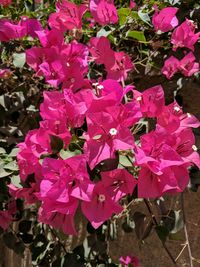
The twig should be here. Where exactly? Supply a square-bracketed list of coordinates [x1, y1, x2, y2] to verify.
[144, 199, 177, 266]
[175, 243, 187, 262]
[50, 227, 67, 254]
[181, 192, 194, 267]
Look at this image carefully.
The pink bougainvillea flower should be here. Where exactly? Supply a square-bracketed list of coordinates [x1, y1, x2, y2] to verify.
[0, 210, 13, 230]
[0, 0, 12, 6]
[84, 105, 135, 169]
[119, 255, 140, 267]
[152, 6, 179, 33]
[106, 51, 134, 82]
[171, 128, 200, 168]
[9, 183, 39, 204]
[101, 169, 137, 201]
[95, 79, 127, 102]
[135, 130, 185, 175]
[16, 129, 43, 181]
[35, 29, 64, 48]
[162, 55, 180, 79]
[26, 47, 44, 72]
[37, 155, 95, 234]
[19, 16, 42, 38]
[0, 201, 16, 230]
[162, 53, 200, 79]
[138, 165, 189, 198]
[0, 17, 42, 41]
[81, 182, 123, 229]
[0, 68, 12, 79]
[39, 60, 67, 87]
[171, 19, 200, 51]
[89, 36, 133, 81]
[133, 85, 165, 118]
[48, 0, 87, 31]
[0, 19, 25, 41]
[89, 36, 115, 66]
[38, 207, 77, 235]
[64, 88, 94, 127]
[41, 156, 94, 203]
[40, 90, 66, 121]
[90, 0, 118, 26]
[26, 39, 89, 90]
[179, 52, 199, 77]
[129, 0, 136, 10]
[157, 101, 200, 133]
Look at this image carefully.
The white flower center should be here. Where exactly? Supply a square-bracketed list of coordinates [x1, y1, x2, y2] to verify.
[97, 84, 104, 90]
[136, 96, 142, 101]
[92, 134, 102, 140]
[98, 194, 106, 202]
[109, 128, 118, 136]
[187, 113, 192, 118]
[92, 82, 99, 86]
[174, 106, 181, 112]
[192, 145, 198, 151]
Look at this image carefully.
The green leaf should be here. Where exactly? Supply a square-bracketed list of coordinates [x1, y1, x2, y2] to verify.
[11, 175, 22, 188]
[9, 148, 19, 157]
[0, 148, 6, 154]
[19, 220, 32, 233]
[122, 216, 135, 233]
[0, 168, 12, 178]
[4, 161, 18, 171]
[126, 30, 146, 42]
[170, 210, 184, 234]
[162, 210, 176, 232]
[3, 232, 17, 250]
[118, 8, 131, 26]
[133, 211, 146, 240]
[59, 149, 81, 160]
[138, 10, 151, 26]
[13, 53, 26, 68]
[119, 155, 133, 167]
[155, 225, 170, 243]
[97, 28, 112, 38]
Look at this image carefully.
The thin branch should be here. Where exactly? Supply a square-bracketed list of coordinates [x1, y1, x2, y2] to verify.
[181, 192, 194, 267]
[144, 199, 177, 266]
[175, 244, 187, 262]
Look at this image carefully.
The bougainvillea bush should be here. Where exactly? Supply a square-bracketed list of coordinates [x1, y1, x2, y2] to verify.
[0, 0, 200, 266]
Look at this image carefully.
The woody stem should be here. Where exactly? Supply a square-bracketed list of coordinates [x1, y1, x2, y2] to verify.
[144, 199, 177, 266]
[181, 192, 194, 267]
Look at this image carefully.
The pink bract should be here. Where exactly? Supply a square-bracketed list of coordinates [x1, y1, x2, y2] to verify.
[162, 56, 180, 79]
[48, 0, 87, 31]
[152, 6, 179, 33]
[171, 19, 200, 51]
[90, 0, 118, 26]
[0, 0, 12, 6]
[81, 181, 123, 229]
[120, 255, 140, 267]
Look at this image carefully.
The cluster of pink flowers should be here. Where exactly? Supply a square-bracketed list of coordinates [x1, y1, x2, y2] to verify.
[162, 52, 199, 79]
[9, 80, 200, 234]
[25, 32, 133, 89]
[0, 0, 12, 6]
[0, 201, 16, 230]
[0, 1, 199, 235]
[119, 255, 139, 267]
[152, 7, 200, 79]
[0, 16, 42, 41]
